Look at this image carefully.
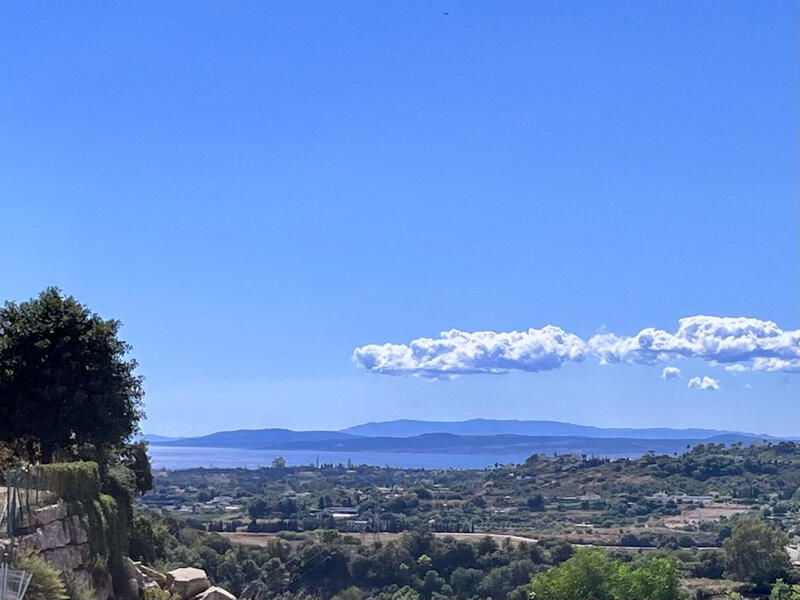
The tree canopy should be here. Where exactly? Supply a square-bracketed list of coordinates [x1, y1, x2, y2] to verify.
[723, 518, 791, 589]
[0, 287, 144, 461]
[529, 549, 682, 600]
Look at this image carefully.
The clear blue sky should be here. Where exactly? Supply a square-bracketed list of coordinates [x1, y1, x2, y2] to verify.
[1, 2, 797, 436]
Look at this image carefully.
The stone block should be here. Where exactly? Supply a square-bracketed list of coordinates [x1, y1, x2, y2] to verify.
[67, 515, 89, 545]
[195, 586, 237, 600]
[42, 543, 88, 571]
[37, 519, 68, 550]
[140, 564, 168, 586]
[167, 567, 210, 599]
[33, 503, 67, 527]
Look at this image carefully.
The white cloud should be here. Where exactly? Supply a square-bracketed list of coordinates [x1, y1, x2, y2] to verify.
[688, 376, 720, 391]
[743, 383, 753, 389]
[661, 366, 681, 380]
[750, 357, 799, 373]
[352, 326, 586, 377]
[588, 316, 799, 372]
[354, 315, 799, 377]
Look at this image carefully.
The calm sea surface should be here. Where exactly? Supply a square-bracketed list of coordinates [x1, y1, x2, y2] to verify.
[147, 445, 536, 471]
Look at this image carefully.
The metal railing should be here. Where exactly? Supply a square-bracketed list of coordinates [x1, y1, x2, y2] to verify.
[0, 564, 32, 600]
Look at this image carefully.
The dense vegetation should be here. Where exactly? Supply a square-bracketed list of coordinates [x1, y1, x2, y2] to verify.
[136, 442, 800, 599]
[143, 441, 800, 546]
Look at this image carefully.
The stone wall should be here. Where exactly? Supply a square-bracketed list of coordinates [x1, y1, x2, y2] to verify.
[2, 501, 236, 600]
[10, 501, 113, 600]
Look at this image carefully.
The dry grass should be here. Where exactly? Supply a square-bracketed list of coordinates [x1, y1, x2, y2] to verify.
[663, 503, 750, 530]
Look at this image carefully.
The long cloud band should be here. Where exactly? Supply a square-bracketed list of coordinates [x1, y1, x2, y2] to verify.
[353, 315, 800, 377]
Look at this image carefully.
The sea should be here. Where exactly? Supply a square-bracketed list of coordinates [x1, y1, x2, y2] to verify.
[147, 445, 538, 471]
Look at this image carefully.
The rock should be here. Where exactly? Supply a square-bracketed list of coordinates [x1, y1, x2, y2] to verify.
[139, 564, 168, 586]
[92, 570, 114, 600]
[167, 567, 211, 599]
[125, 558, 146, 589]
[67, 515, 89, 545]
[129, 577, 141, 600]
[36, 519, 68, 550]
[126, 558, 169, 591]
[41, 543, 89, 571]
[33, 503, 67, 527]
[194, 586, 237, 600]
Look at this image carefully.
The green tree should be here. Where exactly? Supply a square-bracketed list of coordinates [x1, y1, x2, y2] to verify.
[530, 549, 616, 600]
[527, 494, 546, 511]
[771, 580, 800, 600]
[449, 567, 483, 599]
[723, 519, 790, 588]
[612, 556, 682, 600]
[120, 440, 154, 494]
[530, 550, 681, 600]
[0, 288, 144, 461]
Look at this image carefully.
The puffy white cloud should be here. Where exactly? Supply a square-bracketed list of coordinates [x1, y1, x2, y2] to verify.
[688, 376, 720, 391]
[354, 315, 799, 377]
[661, 366, 681, 380]
[588, 316, 799, 372]
[750, 357, 799, 373]
[352, 326, 586, 377]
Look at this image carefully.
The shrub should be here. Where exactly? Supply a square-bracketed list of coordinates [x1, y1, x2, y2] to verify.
[14, 550, 68, 600]
[771, 580, 800, 600]
[143, 587, 182, 600]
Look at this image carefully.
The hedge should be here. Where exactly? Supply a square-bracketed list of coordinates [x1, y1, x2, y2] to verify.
[39, 461, 101, 503]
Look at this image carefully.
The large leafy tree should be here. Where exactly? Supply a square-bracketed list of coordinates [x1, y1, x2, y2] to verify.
[529, 549, 682, 600]
[0, 287, 144, 461]
[724, 518, 791, 588]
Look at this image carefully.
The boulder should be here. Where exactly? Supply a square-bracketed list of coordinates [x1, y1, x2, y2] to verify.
[139, 564, 168, 587]
[126, 558, 168, 598]
[194, 586, 237, 600]
[167, 567, 210, 599]
[33, 503, 67, 527]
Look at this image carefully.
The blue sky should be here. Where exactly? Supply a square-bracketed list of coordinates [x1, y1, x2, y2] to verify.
[1, 2, 797, 436]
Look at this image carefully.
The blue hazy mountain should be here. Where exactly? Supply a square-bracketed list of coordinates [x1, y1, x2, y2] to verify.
[150, 428, 356, 448]
[144, 419, 786, 456]
[341, 419, 771, 440]
[273, 432, 771, 456]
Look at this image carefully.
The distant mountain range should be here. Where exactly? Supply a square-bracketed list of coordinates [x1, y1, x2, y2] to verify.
[145, 418, 788, 458]
[272, 432, 769, 456]
[341, 419, 770, 440]
[149, 428, 354, 448]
